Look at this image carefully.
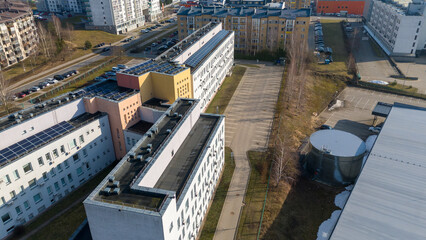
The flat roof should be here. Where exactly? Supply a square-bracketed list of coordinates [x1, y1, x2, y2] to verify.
[142, 98, 170, 110]
[372, 102, 393, 117]
[184, 30, 231, 70]
[120, 59, 187, 76]
[0, 112, 106, 167]
[154, 115, 218, 198]
[330, 103, 426, 240]
[76, 80, 137, 101]
[127, 120, 153, 135]
[93, 100, 198, 211]
[310, 130, 366, 157]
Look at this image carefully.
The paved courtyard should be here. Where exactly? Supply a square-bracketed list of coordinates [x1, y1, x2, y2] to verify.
[320, 87, 426, 140]
[213, 61, 283, 240]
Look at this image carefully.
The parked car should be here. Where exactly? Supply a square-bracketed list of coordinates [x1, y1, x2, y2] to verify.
[142, 29, 150, 33]
[48, 79, 59, 84]
[54, 75, 65, 80]
[62, 72, 71, 78]
[151, 42, 158, 47]
[145, 46, 152, 51]
[102, 47, 110, 52]
[17, 92, 27, 98]
[319, 124, 333, 130]
[95, 42, 105, 48]
[105, 71, 116, 76]
[39, 81, 50, 88]
[117, 64, 127, 69]
[22, 90, 32, 95]
[112, 67, 120, 72]
[29, 86, 41, 92]
[158, 45, 168, 51]
[156, 24, 161, 27]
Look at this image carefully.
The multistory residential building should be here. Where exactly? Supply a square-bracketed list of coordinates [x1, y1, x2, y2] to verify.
[85, 0, 161, 34]
[177, 7, 310, 55]
[36, 0, 84, 13]
[284, 0, 310, 9]
[0, 1, 38, 68]
[364, 0, 426, 56]
[117, 22, 234, 111]
[84, 98, 225, 240]
[316, 0, 366, 16]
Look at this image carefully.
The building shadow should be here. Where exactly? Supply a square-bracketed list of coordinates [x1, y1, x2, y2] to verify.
[333, 119, 373, 140]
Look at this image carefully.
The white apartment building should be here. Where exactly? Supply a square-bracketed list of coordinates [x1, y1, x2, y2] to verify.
[84, 99, 225, 240]
[0, 99, 115, 239]
[36, 0, 85, 13]
[365, 0, 426, 56]
[85, 0, 161, 34]
[0, 1, 38, 68]
[171, 22, 234, 111]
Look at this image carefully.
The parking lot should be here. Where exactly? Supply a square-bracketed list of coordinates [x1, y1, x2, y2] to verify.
[319, 87, 426, 140]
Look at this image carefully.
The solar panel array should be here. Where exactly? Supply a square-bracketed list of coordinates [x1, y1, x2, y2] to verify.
[184, 30, 230, 68]
[0, 121, 74, 164]
[78, 81, 134, 101]
[121, 59, 185, 76]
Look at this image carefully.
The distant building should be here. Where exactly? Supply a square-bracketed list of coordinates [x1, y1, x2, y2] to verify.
[0, 1, 38, 68]
[177, 7, 310, 55]
[84, 0, 161, 34]
[36, 0, 85, 13]
[364, 0, 426, 56]
[316, 0, 366, 16]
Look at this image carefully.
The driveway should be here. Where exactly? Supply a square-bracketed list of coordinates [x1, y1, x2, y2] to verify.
[213, 61, 283, 240]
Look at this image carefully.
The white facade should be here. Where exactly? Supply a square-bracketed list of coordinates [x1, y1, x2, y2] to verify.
[36, 0, 84, 13]
[0, 114, 115, 239]
[365, 0, 426, 56]
[84, 99, 225, 240]
[86, 0, 162, 34]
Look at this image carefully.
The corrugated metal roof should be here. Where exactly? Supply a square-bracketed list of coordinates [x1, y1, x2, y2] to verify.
[330, 103, 426, 240]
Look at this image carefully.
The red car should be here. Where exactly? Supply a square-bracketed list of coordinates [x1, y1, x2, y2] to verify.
[17, 92, 26, 98]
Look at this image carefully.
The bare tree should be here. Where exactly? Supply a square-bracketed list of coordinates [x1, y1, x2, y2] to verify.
[272, 135, 299, 186]
[37, 22, 51, 58]
[51, 15, 62, 40]
[64, 23, 74, 42]
[0, 71, 12, 114]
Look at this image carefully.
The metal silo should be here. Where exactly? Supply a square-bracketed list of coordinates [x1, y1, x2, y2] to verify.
[306, 129, 366, 186]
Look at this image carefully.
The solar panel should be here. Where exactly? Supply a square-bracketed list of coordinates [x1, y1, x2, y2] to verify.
[185, 30, 229, 68]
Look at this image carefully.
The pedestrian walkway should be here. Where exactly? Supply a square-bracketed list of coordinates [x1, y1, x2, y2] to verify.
[213, 62, 283, 240]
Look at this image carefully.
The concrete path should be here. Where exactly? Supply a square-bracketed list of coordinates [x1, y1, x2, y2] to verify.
[213, 62, 283, 240]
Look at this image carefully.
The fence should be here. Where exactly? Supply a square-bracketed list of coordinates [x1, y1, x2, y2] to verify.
[29, 57, 119, 104]
[354, 81, 426, 100]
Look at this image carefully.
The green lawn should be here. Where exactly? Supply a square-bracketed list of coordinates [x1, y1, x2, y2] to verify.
[237, 151, 270, 240]
[199, 147, 235, 240]
[205, 66, 246, 114]
[12, 164, 116, 240]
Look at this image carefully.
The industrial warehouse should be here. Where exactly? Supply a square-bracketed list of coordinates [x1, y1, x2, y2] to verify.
[0, 22, 233, 240]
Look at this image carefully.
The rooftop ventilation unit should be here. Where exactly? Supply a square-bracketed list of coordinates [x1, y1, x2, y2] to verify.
[111, 180, 120, 188]
[111, 188, 120, 195]
[108, 176, 115, 183]
[102, 187, 112, 196]
[129, 153, 135, 159]
[147, 143, 152, 149]
[147, 132, 153, 138]
[166, 129, 172, 134]
[137, 155, 144, 161]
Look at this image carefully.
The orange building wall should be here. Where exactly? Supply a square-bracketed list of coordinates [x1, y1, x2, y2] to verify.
[83, 93, 142, 159]
[317, 0, 365, 15]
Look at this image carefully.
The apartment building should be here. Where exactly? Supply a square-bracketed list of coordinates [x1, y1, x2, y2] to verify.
[117, 22, 234, 111]
[177, 7, 310, 54]
[36, 0, 84, 13]
[364, 0, 426, 56]
[85, 0, 161, 34]
[84, 99, 225, 240]
[0, 1, 38, 68]
[316, 0, 366, 15]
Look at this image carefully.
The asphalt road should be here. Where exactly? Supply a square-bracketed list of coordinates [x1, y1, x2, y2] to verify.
[213, 61, 283, 240]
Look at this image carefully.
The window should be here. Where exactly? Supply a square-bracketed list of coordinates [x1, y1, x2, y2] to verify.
[67, 174, 73, 182]
[45, 153, 52, 162]
[52, 149, 59, 158]
[13, 170, 20, 180]
[73, 153, 79, 162]
[23, 163, 33, 173]
[33, 193, 42, 203]
[47, 186, 53, 195]
[83, 149, 88, 157]
[15, 206, 22, 215]
[24, 201, 30, 210]
[64, 160, 69, 168]
[42, 172, 48, 181]
[54, 182, 60, 191]
[76, 167, 83, 176]
[1, 197, 5, 205]
[79, 135, 84, 144]
[1, 213, 11, 224]
[10, 191, 16, 199]
[169, 221, 174, 233]
[69, 139, 77, 149]
[28, 178, 37, 188]
[57, 164, 63, 172]
[61, 178, 66, 186]
[60, 145, 66, 154]
[20, 185, 25, 195]
[4, 174, 11, 184]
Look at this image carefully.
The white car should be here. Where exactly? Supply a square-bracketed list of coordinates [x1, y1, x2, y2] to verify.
[368, 126, 381, 133]
[48, 79, 59, 84]
[29, 86, 41, 92]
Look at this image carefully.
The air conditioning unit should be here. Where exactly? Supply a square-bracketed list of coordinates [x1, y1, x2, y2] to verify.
[38, 182, 45, 187]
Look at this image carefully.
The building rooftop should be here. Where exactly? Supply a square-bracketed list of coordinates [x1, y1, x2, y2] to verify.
[0, 0, 31, 24]
[142, 98, 170, 111]
[0, 111, 106, 167]
[75, 80, 138, 101]
[330, 103, 426, 240]
[120, 59, 188, 76]
[127, 120, 154, 135]
[177, 6, 311, 19]
[184, 29, 231, 70]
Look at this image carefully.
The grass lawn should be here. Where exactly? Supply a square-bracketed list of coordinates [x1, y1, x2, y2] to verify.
[199, 147, 235, 240]
[313, 20, 350, 78]
[388, 82, 418, 93]
[205, 66, 246, 114]
[12, 164, 116, 240]
[237, 151, 270, 240]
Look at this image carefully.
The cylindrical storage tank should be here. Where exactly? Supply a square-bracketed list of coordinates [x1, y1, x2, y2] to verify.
[306, 129, 366, 186]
